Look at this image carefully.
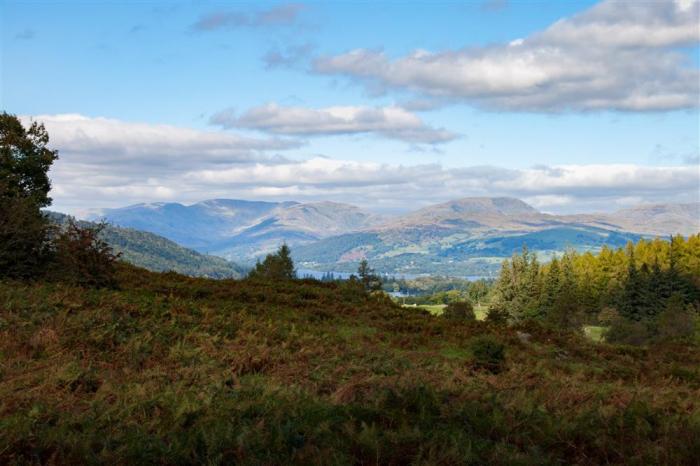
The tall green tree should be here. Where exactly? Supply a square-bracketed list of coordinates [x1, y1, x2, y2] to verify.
[0, 113, 59, 279]
[248, 244, 296, 280]
[1, 113, 58, 206]
[357, 259, 381, 291]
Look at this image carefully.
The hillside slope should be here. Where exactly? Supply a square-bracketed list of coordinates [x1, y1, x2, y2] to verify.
[1, 267, 698, 464]
[49, 212, 244, 278]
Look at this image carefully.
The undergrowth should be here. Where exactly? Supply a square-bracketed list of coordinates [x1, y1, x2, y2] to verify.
[1, 264, 699, 465]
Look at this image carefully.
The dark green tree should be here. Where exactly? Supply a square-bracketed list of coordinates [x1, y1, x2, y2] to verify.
[248, 244, 296, 280]
[0, 113, 59, 279]
[1, 112, 58, 206]
[618, 245, 645, 321]
[357, 259, 381, 291]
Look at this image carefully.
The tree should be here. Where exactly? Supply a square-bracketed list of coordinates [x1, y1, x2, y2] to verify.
[0, 113, 59, 279]
[1, 113, 58, 207]
[248, 244, 296, 280]
[357, 259, 382, 291]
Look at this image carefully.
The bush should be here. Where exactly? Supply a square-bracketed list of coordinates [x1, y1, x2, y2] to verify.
[442, 301, 475, 320]
[657, 294, 698, 342]
[470, 335, 506, 373]
[604, 316, 651, 346]
[49, 221, 121, 288]
[485, 306, 509, 325]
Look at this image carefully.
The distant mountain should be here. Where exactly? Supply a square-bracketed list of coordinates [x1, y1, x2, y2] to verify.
[91, 199, 383, 262]
[49, 212, 244, 278]
[564, 203, 700, 237]
[293, 197, 646, 276]
[89, 197, 698, 276]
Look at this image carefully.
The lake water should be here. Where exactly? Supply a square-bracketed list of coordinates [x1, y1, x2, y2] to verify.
[297, 268, 487, 282]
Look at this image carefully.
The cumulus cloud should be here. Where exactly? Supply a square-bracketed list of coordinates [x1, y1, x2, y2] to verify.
[22, 114, 301, 170]
[192, 3, 305, 31]
[23, 114, 698, 215]
[184, 159, 700, 213]
[210, 103, 458, 144]
[313, 0, 700, 112]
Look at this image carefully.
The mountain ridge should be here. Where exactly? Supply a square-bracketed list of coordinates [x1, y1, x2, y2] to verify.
[89, 197, 699, 275]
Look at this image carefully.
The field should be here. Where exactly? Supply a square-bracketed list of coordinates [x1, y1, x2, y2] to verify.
[1, 265, 700, 464]
[404, 303, 489, 320]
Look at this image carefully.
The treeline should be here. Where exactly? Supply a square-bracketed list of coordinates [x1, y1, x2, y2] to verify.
[490, 237, 700, 343]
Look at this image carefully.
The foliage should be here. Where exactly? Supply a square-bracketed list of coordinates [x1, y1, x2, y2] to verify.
[249, 244, 296, 280]
[0, 197, 54, 279]
[48, 212, 243, 278]
[442, 301, 476, 320]
[469, 335, 506, 373]
[49, 221, 121, 288]
[0, 113, 58, 279]
[656, 293, 698, 342]
[489, 236, 700, 337]
[1, 266, 700, 464]
[0, 112, 59, 208]
[357, 259, 382, 291]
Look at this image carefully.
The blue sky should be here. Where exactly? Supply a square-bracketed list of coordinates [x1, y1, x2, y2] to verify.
[2, 0, 699, 214]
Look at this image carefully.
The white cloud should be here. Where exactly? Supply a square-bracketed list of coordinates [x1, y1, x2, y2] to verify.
[22, 114, 699, 215]
[210, 103, 458, 144]
[313, 0, 700, 112]
[21, 114, 300, 171]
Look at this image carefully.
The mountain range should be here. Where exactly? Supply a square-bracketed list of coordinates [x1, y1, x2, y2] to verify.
[89, 197, 699, 276]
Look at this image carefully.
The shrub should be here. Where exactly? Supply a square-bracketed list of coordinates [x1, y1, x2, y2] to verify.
[442, 301, 475, 320]
[604, 316, 651, 346]
[470, 335, 506, 373]
[597, 306, 619, 326]
[485, 306, 509, 325]
[657, 293, 698, 342]
[49, 221, 121, 288]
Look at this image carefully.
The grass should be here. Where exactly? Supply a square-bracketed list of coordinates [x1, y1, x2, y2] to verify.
[1, 264, 699, 464]
[405, 303, 489, 320]
[584, 325, 607, 343]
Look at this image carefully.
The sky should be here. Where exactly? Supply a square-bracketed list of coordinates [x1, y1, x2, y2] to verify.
[1, 0, 699, 216]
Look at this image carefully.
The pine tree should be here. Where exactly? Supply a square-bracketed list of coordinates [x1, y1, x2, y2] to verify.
[248, 244, 296, 280]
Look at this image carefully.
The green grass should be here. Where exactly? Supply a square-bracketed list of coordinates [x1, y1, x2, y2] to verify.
[584, 325, 607, 343]
[405, 303, 489, 320]
[1, 264, 699, 464]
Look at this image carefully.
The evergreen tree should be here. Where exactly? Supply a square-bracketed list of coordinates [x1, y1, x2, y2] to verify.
[540, 257, 561, 318]
[248, 244, 296, 280]
[357, 259, 381, 291]
[618, 244, 644, 321]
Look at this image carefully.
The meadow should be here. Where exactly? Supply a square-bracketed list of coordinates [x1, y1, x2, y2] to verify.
[1, 264, 699, 465]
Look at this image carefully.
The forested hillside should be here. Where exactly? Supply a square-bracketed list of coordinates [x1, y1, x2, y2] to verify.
[48, 213, 244, 278]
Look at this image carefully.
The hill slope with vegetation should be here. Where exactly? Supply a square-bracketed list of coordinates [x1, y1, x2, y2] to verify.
[1, 264, 700, 464]
[49, 213, 244, 278]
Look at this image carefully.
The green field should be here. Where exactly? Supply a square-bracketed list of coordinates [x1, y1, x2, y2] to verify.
[405, 303, 492, 321]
